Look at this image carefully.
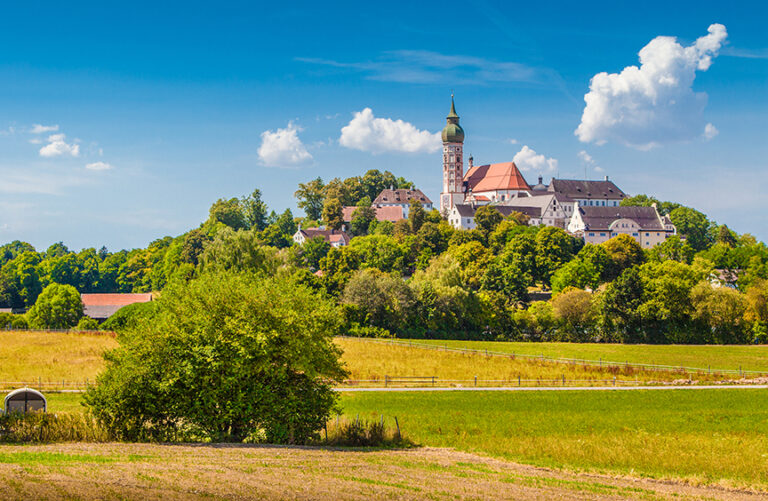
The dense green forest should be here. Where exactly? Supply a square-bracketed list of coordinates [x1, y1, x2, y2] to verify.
[1, 169, 767, 344]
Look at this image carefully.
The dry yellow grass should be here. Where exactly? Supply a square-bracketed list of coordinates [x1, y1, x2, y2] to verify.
[336, 337, 729, 385]
[0, 332, 750, 389]
[0, 331, 117, 384]
[0, 442, 762, 500]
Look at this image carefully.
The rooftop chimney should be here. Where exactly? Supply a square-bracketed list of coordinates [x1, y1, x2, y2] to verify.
[468, 155, 473, 169]
[605, 175, 609, 181]
[538, 175, 543, 184]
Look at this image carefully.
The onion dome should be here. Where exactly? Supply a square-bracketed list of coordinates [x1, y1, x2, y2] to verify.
[441, 95, 465, 143]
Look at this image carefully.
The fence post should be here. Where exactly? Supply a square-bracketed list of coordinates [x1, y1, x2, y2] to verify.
[518, 375, 521, 386]
[432, 376, 435, 386]
[562, 374, 565, 386]
[474, 375, 477, 387]
[384, 375, 388, 388]
[613, 376, 616, 386]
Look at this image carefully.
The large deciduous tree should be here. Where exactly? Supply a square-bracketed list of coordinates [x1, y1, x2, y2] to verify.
[534, 227, 577, 288]
[295, 177, 326, 220]
[85, 272, 347, 443]
[602, 234, 645, 281]
[670, 206, 713, 251]
[26, 283, 83, 329]
[322, 198, 344, 230]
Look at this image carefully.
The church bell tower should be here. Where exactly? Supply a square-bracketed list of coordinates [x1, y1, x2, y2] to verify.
[440, 95, 465, 214]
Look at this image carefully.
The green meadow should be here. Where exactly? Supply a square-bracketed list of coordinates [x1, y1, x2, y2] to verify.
[341, 389, 768, 488]
[411, 339, 768, 373]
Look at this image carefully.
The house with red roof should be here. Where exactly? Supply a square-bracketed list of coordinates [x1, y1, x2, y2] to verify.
[81, 293, 153, 321]
[292, 227, 350, 248]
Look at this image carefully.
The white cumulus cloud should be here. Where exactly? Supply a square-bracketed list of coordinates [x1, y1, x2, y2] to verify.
[30, 124, 59, 134]
[257, 121, 313, 167]
[512, 145, 558, 172]
[703, 123, 719, 140]
[339, 108, 441, 154]
[85, 161, 114, 171]
[575, 24, 727, 149]
[39, 133, 80, 158]
[577, 150, 594, 164]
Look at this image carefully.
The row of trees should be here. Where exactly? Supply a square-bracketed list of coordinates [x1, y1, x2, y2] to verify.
[3, 176, 767, 343]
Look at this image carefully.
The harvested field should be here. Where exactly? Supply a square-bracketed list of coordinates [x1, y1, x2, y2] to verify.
[0, 331, 116, 385]
[3, 332, 750, 390]
[0, 442, 764, 500]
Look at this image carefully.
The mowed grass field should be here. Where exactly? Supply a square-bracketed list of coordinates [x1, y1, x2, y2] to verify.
[43, 388, 768, 491]
[342, 389, 768, 490]
[413, 339, 768, 373]
[1, 442, 760, 500]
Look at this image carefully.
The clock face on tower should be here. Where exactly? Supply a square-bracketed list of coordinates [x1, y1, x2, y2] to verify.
[441, 193, 450, 209]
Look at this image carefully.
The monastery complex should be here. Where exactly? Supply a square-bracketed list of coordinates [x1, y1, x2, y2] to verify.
[297, 97, 677, 250]
[438, 97, 676, 248]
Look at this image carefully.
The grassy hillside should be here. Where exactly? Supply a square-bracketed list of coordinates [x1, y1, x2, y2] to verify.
[409, 339, 768, 373]
[341, 389, 768, 489]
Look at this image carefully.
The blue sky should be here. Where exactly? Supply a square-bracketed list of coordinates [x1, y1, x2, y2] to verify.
[0, 0, 766, 250]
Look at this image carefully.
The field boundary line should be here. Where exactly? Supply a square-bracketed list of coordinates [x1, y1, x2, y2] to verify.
[335, 384, 768, 392]
[339, 336, 768, 377]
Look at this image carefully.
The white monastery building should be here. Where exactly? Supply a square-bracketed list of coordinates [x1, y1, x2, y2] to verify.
[438, 97, 675, 248]
[567, 204, 676, 248]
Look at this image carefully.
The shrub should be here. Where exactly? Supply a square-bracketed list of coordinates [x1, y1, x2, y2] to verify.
[319, 416, 410, 447]
[26, 283, 83, 329]
[76, 316, 99, 331]
[85, 272, 347, 443]
[99, 301, 157, 332]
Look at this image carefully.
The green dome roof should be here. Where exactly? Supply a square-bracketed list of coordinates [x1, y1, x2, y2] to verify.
[441, 95, 464, 143]
[442, 123, 464, 143]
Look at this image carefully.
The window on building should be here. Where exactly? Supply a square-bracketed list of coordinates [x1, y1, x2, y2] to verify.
[645, 233, 649, 236]
[600, 232, 606, 236]
[632, 232, 639, 236]
[588, 232, 595, 236]
[601, 201, 605, 206]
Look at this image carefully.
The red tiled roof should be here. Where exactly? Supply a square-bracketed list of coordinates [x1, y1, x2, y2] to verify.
[464, 162, 531, 192]
[81, 293, 153, 320]
[81, 293, 153, 306]
[373, 188, 432, 205]
[342, 205, 405, 222]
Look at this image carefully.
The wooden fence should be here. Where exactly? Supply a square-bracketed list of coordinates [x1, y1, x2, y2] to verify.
[340, 336, 767, 378]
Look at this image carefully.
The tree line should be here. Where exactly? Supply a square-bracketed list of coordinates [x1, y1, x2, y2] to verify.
[2, 168, 767, 343]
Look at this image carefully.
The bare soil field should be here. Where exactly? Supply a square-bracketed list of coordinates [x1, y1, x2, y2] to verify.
[0, 442, 765, 501]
